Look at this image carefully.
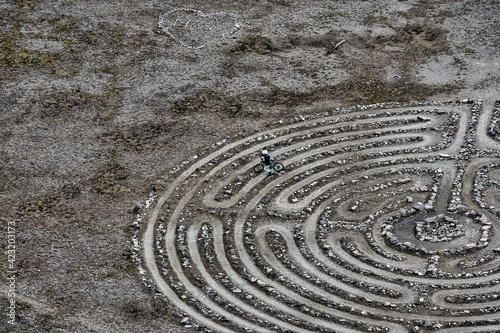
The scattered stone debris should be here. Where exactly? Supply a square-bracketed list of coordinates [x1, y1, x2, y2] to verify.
[415, 215, 465, 242]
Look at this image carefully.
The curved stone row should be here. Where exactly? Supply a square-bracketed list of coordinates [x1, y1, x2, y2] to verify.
[135, 100, 500, 332]
[488, 101, 500, 141]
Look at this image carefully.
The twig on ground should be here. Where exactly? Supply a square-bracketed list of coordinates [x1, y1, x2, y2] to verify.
[326, 39, 345, 55]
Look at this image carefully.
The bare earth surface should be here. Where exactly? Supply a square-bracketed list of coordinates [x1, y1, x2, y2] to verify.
[1, 1, 499, 332]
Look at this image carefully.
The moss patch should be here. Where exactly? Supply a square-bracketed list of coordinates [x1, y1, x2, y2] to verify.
[268, 0, 292, 6]
[257, 78, 459, 107]
[229, 35, 274, 55]
[98, 66, 121, 76]
[17, 184, 81, 218]
[91, 163, 129, 195]
[51, 16, 78, 34]
[172, 90, 242, 116]
[402, 24, 448, 53]
[101, 120, 190, 153]
[21, 196, 58, 214]
[0, 33, 58, 68]
[40, 89, 123, 120]
[16, 0, 38, 12]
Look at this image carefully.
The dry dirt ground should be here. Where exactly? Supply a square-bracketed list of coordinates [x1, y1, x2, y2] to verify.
[0, 0, 499, 332]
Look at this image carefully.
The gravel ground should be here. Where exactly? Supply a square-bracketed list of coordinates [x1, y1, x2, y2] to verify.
[0, 0, 499, 332]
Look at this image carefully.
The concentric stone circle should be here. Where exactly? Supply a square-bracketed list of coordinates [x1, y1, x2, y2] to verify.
[132, 100, 500, 333]
[381, 211, 491, 257]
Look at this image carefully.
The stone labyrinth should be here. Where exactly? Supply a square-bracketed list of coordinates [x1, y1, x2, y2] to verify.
[132, 101, 500, 333]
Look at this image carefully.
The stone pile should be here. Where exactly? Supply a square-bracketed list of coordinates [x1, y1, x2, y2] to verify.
[415, 215, 465, 242]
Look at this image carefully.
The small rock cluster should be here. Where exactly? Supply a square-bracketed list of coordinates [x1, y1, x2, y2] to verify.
[415, 215, 465, 242]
